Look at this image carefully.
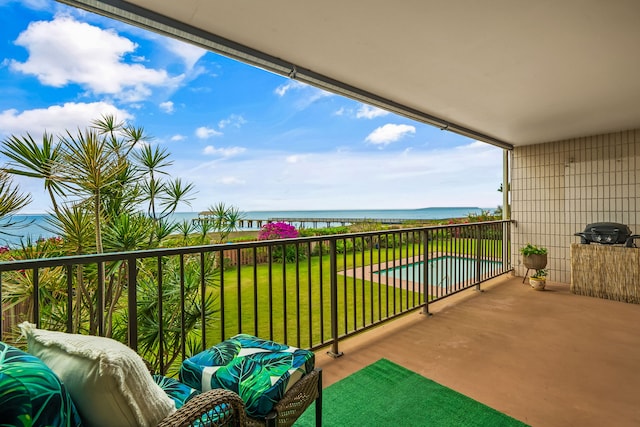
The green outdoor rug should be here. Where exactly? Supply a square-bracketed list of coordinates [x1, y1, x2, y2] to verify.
[295, 358, 529, 426]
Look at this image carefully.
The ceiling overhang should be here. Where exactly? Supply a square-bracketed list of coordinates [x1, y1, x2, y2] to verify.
[56, 0, 640, 149]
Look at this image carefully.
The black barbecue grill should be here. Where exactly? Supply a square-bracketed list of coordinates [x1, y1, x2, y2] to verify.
[575, 222, 640, 247]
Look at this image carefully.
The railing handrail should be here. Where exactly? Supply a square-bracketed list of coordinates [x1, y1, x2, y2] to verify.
[0, 220, 511, 271]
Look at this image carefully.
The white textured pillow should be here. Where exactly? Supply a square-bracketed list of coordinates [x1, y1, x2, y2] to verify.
[19, 322, 176, 427]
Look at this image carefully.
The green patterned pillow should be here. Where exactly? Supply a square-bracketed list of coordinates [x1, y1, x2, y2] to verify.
[153, 375, 200, 409]
[180, 334, 315, 418]
[0, 341, 82, 427]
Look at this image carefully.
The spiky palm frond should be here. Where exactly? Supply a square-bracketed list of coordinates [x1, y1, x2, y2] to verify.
[1, 132, 62, 213]
[102, 213, 154, 252]
[134, 144, 172, 173]
[58, 129, 123, 194]
[0, 170, 31, 220]
[140, 178, 166, 219]
[43, 205, 95, 255]
[176, 219, 197, 238]
[91, 114, 125, 136]
[205, 202, 245, 243]
[152, 218, 178, 244]
[159, 178, 195, 216]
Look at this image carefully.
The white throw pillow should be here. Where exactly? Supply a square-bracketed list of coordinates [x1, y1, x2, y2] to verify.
[19, 322, 176, 427]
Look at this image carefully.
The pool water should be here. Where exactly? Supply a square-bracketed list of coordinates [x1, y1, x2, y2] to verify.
[374, 256, 502, 286]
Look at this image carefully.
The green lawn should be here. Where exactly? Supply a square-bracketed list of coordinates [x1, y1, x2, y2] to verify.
[204, 237, 505, 349]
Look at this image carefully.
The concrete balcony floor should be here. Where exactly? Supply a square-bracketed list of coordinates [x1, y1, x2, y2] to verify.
[314, 276, 640, 427]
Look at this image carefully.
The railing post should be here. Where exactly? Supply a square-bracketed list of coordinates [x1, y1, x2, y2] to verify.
[33, 268, 40, 328]
[97, 262, 104, 336]
[66, 265, 73, 333]
[127, 257, 138, 351]
[503, 220, 510, 272]
[327, 239, 343, 358]
[421, 230, 431, 315]
[0, 272, 3, 341]
[475, 226, 483, 292]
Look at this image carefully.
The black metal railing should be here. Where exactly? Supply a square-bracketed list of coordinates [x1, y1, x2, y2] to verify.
[0, 220, 511, 373]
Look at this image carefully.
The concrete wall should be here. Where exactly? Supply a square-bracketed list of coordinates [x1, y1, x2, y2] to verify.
[511, 128, 640, 283]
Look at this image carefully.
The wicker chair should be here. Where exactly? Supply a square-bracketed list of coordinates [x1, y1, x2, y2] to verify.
[159, 368, 321, 427]
[158, 388, 247, 427]
[245, 368, 322, 427]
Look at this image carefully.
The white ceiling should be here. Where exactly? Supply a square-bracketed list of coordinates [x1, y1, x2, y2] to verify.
[60, 0, 640, 148]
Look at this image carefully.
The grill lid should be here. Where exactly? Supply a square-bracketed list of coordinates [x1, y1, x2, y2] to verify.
[575, 222, 634, 245]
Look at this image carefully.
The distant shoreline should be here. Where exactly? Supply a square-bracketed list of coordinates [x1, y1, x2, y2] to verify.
[1, 207, 494, 247]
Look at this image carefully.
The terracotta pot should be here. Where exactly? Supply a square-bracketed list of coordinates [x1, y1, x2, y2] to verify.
[523, 254, 547, 270]
[529, 277, 546, 291]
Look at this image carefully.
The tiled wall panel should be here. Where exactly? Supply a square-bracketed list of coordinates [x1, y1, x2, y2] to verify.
[511, 129, 640, 283]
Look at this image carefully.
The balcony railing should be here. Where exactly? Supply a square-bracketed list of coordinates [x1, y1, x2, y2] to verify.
[0, 220, 511, 374]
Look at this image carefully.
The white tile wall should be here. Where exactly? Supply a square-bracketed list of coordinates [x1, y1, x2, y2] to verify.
[511, 128, 640, 283]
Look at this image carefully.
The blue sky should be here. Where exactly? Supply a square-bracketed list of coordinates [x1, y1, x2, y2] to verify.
[0, 0, 503, 214]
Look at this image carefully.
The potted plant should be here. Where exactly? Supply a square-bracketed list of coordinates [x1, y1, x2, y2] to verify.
[520, 243, 547, 270]
[529, 269, 547, 290]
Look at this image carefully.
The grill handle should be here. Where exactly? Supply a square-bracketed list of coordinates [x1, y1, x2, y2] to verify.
[625, 235, 640, 248]
[574, 232, 590, 244]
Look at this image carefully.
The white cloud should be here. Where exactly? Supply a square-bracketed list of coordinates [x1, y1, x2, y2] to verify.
[274, 80, 333, 109]
[202, 145, 246, 157]
[332, 104, 392, 119]
[170, 134, 186, 141]
[218, 114, 246, 129]
[10, 16, 178, 102]
[159, 101, 174, 113]
[170, 141, 503, 211]
[0, 102, 131, 138]
[365, 124, 416, 146]
[274, 81, 305, 97]
[195, 126, 222, 139]
[163, 38, 206, 70]
[286, 155, 308, 163]
[218, 176, 246, 185]
[356, 104, 390, 119]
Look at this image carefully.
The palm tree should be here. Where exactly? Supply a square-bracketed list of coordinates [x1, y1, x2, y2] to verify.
[159, 178, 195, 219]
[134, 144, 171, 220]
[0, 170, 31, 234]
[205, 202, 245, 243]
[1, 133, 62, 216]
[134, 145, 196, 238]
[1, 115, 203, 340]
[58, 128, 127, 254]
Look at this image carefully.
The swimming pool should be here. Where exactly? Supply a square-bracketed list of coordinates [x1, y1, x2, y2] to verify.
[374, 256, 503, 286]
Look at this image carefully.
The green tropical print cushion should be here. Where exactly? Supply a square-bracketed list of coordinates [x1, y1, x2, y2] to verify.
[179, 334, 314, 418]
[0, 341, 82, 427]
[153, 375, 200, 409]
[0, 371, 32, 427]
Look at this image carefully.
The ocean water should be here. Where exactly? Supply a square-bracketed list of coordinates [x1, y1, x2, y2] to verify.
[0, 207, 489, 248]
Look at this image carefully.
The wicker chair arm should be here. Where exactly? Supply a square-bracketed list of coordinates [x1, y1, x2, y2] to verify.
[158, 388, 247, 427]
[246, 368, 322, 427]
